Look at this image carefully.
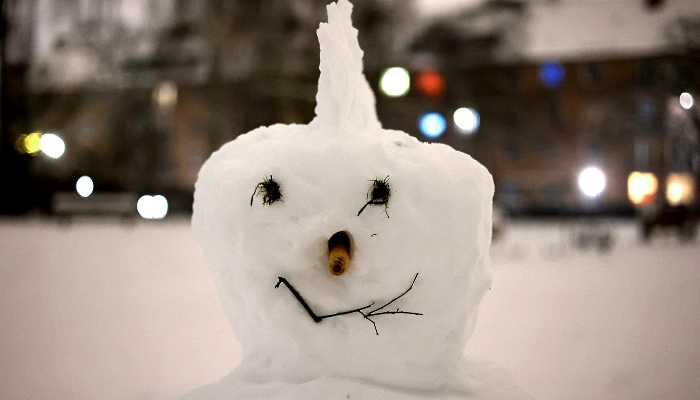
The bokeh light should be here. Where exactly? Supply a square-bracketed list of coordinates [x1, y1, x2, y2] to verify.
[76, 176, 94, 198]
[539, 61, 565, 89]
[137, 195, 169, 219]
[668, 183, 683, 205]
[453, 107, 480, 135]
[578, 166, 606, 197]
[15, 133, 43, 155]
[418, 112, 446, 139]
[416, 70, 446, 98]
[24, 132, 42, 154]
[666, 173, 695, 206]
[679, 92, 693, 110]
[153, 81, 178, 111]
[39, 133, 65, 159]
[627, 172, 657, 206]
[379, 67, 410, 97]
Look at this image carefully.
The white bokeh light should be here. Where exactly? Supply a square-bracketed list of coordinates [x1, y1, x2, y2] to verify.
[137, 195, 168, 219]
[379, 67, 410, 97]
[453, 107, 480, 135]
[75, 176, 94, 198]
[153, 81, 178, 111]
[39, 133, 65, 159]
[578, 167, 606, 198]
[680, 92, 693, 110]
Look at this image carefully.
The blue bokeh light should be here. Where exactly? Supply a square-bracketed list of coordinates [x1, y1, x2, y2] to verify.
[418, 112, 446, 139]
[539, 62, 565, 89]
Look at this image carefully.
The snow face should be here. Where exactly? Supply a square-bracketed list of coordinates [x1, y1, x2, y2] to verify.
[191, 0, 494, 397]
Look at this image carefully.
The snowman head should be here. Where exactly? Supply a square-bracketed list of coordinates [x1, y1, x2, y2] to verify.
[192, 0, 494, 391]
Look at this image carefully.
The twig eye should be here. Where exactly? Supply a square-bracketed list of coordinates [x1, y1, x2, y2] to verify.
[357, 176, 390, 217]
[251, 175, 282, 206]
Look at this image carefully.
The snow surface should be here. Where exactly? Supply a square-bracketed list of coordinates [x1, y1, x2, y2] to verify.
[0, 219, 699, 399]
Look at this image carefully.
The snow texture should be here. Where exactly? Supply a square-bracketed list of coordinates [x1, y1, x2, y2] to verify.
[1, 220, 699, 399]
[312, 0, 381, 135]
[189, 0, 502, 398]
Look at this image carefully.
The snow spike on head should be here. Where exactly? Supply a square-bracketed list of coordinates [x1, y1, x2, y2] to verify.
[312, 0, 382, 136]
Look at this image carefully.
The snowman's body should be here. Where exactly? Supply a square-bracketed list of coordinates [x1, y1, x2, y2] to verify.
[182, 369, 527, 400]
[187, 1, 526, 399]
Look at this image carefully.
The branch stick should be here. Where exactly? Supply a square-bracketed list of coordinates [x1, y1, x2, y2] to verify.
[275, 273, 422, 335]
[367, 273, 419, 316]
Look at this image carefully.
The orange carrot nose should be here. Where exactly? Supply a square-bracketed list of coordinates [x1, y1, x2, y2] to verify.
[328, 231, 351, 276]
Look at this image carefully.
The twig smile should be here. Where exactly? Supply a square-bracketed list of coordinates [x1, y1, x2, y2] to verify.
[275, 273, 422, 335]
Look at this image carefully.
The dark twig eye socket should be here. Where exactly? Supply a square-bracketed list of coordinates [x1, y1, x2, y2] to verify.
[251, 175, 282, 206]
[357, 176, 390, 217]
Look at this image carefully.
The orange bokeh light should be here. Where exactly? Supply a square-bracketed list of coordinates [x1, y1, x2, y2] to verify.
[627, 172, 658, 206]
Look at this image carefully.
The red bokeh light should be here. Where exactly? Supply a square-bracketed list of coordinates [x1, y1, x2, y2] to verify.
[416, 70, 446, 99]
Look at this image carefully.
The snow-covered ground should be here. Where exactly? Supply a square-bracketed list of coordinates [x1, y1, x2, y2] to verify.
[468, 220, 700, 400]
[0, 218, 698, 400]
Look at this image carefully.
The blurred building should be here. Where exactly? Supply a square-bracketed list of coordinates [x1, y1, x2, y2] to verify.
[0, 0, 413, 214]
[384, 0, 700, 215]
[1, 0, 699, 216]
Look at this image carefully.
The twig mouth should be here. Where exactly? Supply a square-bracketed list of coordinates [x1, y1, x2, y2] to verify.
[275, 273, 422, 335]
[328, 231, 351, 276]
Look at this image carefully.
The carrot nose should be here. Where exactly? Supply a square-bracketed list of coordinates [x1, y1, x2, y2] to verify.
[328, 231, 351, 276]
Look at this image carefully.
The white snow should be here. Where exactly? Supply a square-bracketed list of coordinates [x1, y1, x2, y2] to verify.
[469, 220, 700, 400]
[189, 0, 496, 397]
[0, 219, 699, 399]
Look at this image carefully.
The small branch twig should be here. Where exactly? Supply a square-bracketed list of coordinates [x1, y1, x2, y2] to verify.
[275, 277, 322, 322]
[275, 277, 374, 322]
[366, 273, 419, 316]
[360, 273, 421, 335]
[275, 273, 422, 335]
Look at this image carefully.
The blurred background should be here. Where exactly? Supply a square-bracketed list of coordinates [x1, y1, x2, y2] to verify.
[1, 0, 700, 399]
[1, 0, 698, 221]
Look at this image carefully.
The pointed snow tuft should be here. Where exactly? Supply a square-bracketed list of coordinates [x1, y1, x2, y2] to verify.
[312, 0, 382, 135]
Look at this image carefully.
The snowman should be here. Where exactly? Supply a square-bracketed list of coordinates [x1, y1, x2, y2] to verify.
[186, 1, 526, 399]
